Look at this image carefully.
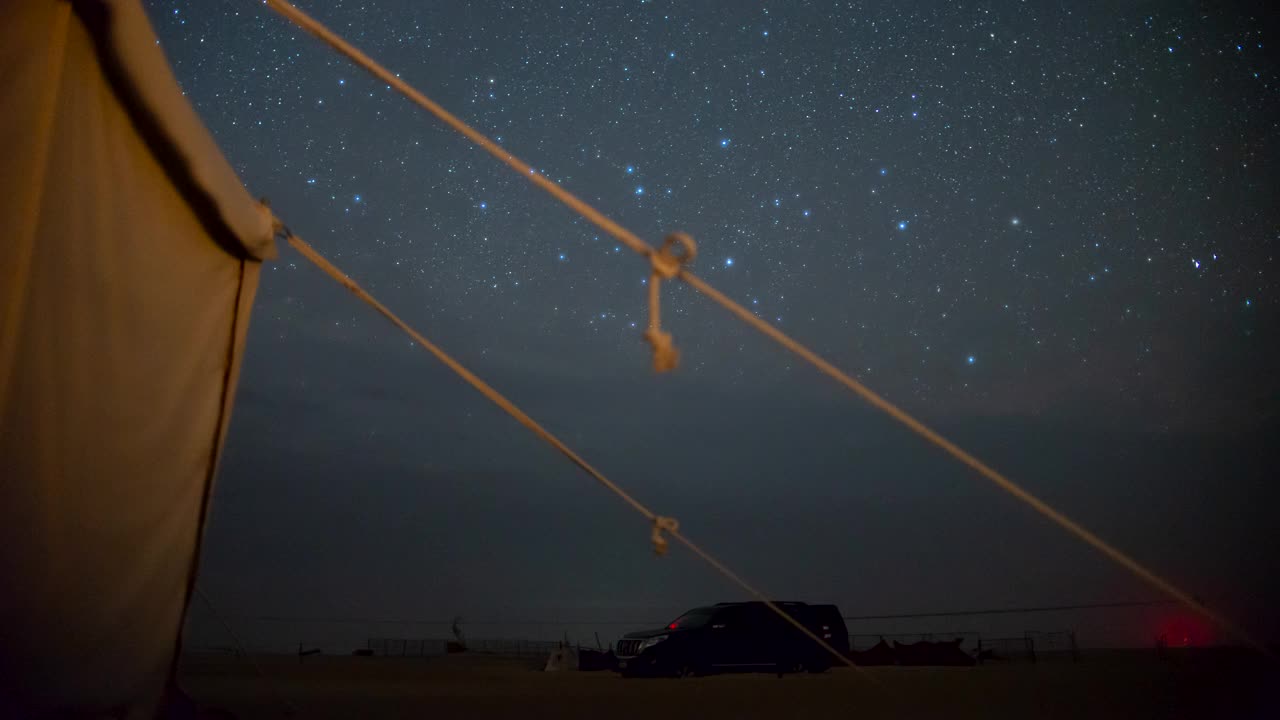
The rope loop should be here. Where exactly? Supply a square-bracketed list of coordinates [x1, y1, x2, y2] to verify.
[649, 232, 696, 278]
[651, 516, 680, 556]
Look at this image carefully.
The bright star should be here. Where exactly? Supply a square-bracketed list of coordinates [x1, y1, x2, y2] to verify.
[635, 186, 645, 195]
[720, 138, 730, 147]
[803, 210, 811, 217]
[879, 168, 888, 175]
[897, 221, 908, 230]
[338, 79, 345, 85]
[479, 202, 487, 209]
[725, 258, 734, 267]
[353, 194, 362, 203]
[1011, 217, 1021, 226]
[626, 165, 635, 174]
[558, 253, 567, 261]
[1192, 258, 1200, 269]
[967, 355, 976, 365]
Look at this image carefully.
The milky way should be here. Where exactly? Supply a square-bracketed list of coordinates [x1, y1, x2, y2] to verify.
[154, 1, 1275, 431]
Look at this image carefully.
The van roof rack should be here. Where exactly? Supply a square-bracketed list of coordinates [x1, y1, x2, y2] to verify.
[713, 601, 808, 606]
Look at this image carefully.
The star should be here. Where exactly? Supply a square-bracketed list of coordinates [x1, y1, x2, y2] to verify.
[725, 258, 735, 267]
[967, 355, 976, 365]
[897, 221, 908, 230]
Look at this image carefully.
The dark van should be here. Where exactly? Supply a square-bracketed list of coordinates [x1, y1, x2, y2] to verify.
[615, 601, 849, 677]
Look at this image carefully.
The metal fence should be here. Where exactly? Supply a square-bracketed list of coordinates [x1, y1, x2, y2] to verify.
[464, 638, 561, 658]
[366, 638, 447, 657]
[365, 637, 560, 659]
[360, 630, 1075, 664]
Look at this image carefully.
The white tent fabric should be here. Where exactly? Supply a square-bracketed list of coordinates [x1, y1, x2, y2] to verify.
[0, 1, 273, 716]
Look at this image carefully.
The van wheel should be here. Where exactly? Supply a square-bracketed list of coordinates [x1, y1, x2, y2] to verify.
[675, 662, 699, 679]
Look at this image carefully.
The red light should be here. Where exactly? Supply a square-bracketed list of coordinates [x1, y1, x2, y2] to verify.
[668, 622, 678, 630]
[1154, 609, 1213, 648]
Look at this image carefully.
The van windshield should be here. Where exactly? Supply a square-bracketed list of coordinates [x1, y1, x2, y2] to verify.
[666, 607, 716, 630]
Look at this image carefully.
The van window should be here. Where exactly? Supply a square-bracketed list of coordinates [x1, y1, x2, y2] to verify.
[666, 607, 716, 630]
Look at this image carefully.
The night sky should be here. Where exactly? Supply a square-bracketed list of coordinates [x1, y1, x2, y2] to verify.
[148, 1, 1279, 649]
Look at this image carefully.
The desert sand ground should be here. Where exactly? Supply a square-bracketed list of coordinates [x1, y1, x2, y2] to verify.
[178, 650, 1274, 719]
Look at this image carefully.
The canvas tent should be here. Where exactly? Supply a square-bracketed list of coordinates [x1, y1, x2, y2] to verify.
[1, 1, 274, 716]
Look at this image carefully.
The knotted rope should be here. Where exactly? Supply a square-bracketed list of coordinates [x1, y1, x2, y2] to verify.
[644, 233, 696, 372]
[650, 516, 680, 556]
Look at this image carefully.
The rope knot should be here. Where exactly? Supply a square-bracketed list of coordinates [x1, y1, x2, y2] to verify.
[643, 328, 679, 372]
[651, 516, 680, 556]
[649, 232, 696, 279]
[643, 232, 696, 373]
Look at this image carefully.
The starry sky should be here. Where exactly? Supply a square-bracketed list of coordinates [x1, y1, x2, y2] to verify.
[148, 1, 1279, 648]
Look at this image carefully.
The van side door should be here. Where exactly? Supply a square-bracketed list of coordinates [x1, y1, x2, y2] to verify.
[704, 605, 753, 668]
